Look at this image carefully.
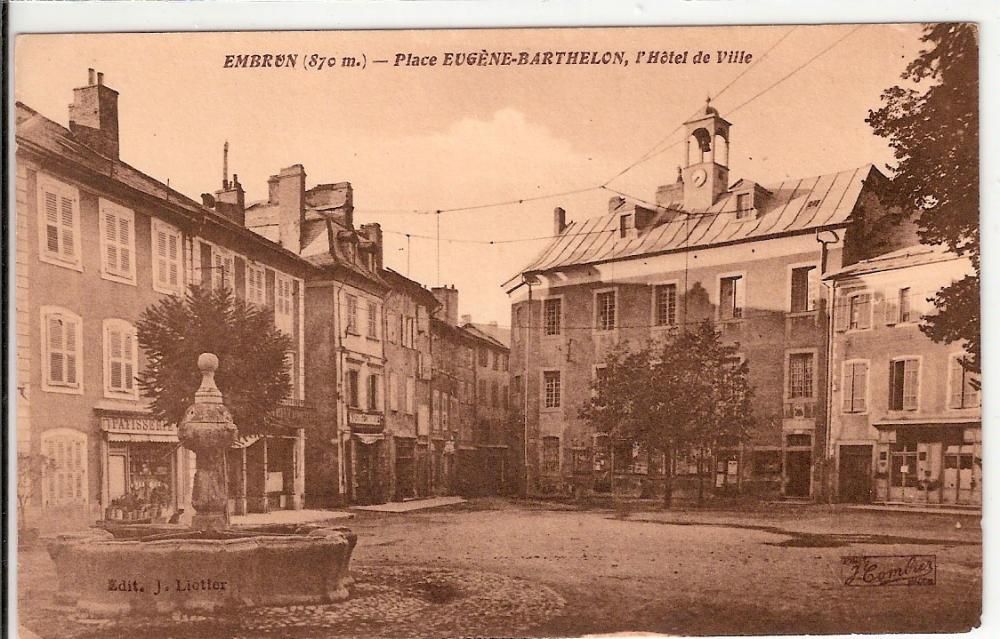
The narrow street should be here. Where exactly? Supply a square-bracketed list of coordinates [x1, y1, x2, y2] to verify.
[18, 499, 981, 638]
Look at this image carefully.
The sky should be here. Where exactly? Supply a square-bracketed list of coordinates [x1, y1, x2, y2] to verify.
[14, 24, 926, 325]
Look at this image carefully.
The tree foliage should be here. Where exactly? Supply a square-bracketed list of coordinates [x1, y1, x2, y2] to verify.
[136, 284, 293, 436]
[581, 322, 755, 505]
[867, 23, 979, 369]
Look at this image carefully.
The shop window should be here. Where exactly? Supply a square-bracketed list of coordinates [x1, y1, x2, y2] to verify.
[41, 428, 88, 507]
[654, 283, 677, 327]
[42, 306, 83, 394]
[949, 355, 980, 409]
[787, 352, 815, 399]
[719, 275, 744, 320]
[37, 173, 82, 270]
[99, 199, 136, 285]
[786, 433, 812, 447]
[753, 450, 782, 476]
[152, 219, 183, 295]
[543, 371, 561, 408]
[842, 360, 868, 413]
[542, 437, 560, 474]
[104, 319, 138, 399]
[543, 298, 562, 336]
[790, 266, 817, 313]
[889, 358, 920, 411]
[595, 290, 616, 331]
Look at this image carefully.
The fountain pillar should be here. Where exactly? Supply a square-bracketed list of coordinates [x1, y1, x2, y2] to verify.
[178, 353, 237, 531]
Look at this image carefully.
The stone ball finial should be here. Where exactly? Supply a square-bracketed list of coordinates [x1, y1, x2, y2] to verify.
[198, 352, 219, 373]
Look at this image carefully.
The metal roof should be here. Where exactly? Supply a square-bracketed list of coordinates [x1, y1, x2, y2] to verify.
[508, 164, 881, 287]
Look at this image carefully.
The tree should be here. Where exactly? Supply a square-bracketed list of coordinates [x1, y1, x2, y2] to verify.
[136, 283, 293, 435]
[581, 321, 755, 508]
[867, 23, 980, 370]
[17, 452, 55, 537]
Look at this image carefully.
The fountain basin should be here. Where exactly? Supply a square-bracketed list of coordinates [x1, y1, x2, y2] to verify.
[47, 524, 357, 616]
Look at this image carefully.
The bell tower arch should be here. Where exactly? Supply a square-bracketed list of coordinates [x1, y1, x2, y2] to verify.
[681, 97, 731, 211]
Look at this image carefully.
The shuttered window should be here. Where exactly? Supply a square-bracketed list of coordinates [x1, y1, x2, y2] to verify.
[42, 307, 82, 393]
[346, 295, 359, 334]
[42, 429, 89, 507]
[889, 358, 920, 411]
[99, 200, 136, 283]
[842, 361, 868, 413]
[211, 247, 235, 291]
[246, 263, 266, 305]
[790, 266, 817, 312]
[104, 319, 138, 398]
[405, 376, 415, 415]
[848, 293, 872, 330]
[37, 174, 81, 269]
[152, 220, 183, 294]
[949, 355, 980, 409]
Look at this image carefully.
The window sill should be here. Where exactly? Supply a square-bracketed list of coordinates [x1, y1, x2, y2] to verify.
[153, 283, 184, 296]
[39, 253, 83, 272]
[100, 271, 137, 287]
[104, 390, 140, 402]
[786, 309, 818, 318]
[42, 383, 84, 395]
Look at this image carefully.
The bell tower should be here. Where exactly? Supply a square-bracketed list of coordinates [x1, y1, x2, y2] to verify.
[681, 97, 731, 211]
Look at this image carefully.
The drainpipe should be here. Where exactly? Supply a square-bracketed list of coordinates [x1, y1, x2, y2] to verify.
[522, 275, 536, 497]
[816, 230, 840, 504]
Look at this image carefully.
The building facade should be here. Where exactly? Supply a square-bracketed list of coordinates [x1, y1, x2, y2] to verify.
[505, 102, 914, 499]
[826, 246, 980, 506]
[15, 70, 312, 530]
[463, 323, 515, 495]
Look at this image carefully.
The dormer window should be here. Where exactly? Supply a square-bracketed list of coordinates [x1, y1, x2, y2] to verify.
[619, 213, 635, 238]
[735, 193, 752, 219]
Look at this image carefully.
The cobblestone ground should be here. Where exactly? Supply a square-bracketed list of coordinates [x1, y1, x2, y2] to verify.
[18, 565, 564, 639]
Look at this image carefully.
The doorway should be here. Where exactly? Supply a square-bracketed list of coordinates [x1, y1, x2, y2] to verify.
[838, 445, 873, 503]
[785, 451, 811, 497]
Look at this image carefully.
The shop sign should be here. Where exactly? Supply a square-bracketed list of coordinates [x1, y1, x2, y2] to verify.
[100, 415, 175, 436]
[349, 411, 383, 427]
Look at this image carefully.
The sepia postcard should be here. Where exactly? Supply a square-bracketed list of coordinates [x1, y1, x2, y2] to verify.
[9, 14, 984, 639]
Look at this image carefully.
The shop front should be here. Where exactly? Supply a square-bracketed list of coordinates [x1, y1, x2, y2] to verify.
[347, 410, 387, 505]
[98, 410, 191, 523]
[874, 422, 981, 507]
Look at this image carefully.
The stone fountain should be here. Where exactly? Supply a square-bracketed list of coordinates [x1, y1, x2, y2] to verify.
[47, 354, 356, 616]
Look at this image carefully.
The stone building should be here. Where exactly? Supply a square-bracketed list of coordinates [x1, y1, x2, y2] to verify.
[825, 245, 980, 506]
[15, 70, 313, 530]
[462, 323, 515, 495]
[503, 101, 915, 499]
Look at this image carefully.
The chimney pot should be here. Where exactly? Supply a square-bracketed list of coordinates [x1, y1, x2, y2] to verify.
[97, 72, 104, 86]
[88, 68, 96, 85]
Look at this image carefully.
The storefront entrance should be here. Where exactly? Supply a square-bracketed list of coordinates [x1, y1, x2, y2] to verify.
[106, 442, 178, 519]
[785, 451, 811, 497]
[394, 438, 416, 500]
[875, 424, 981, 506]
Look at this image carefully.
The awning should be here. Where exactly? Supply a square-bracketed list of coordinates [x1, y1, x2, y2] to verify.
[355, 433, 384, 445]
[232, 435, 262, 449]
[873, 419, 980, 429]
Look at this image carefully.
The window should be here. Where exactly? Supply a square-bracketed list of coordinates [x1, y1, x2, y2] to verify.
[42, 307, 83, 394]
[593, 365, 609, 401]
[367, 301, 378, 338]
[245, 263, 265, 305]
[103, 319, 138, 398]
[842, 361, 868, 413]
[152, 220, 183, 294]
[736, 192, 751, 215]
[542, 298, 562, 336]
[478, 349, 488, 367]
[432, 390, 441, 430]
[898, 288, 913, 323]
[346, 295, 359, 335]
[479, 379, 488, 402]
[491, 382, 499, 408]
[654, 283, 677, 327]
[543, 371, 561, 408]
[542, 437, 560, 474]
[790, 266, 817, 313]
[442, 392, 450, 430]
[619, 214, 634, 238]
[492, 351, 499, 370]
[212, 247, 235, 291]
[388, 373, 399, 412]
[848, 293, 871, 330]
[949, 355, 980, 409]
[595, 290, 616, 331]
[787, 353, 815, 399]
[805, 198, 822, 209]
[41, 429, 88, 507]
[366, 374, 380, 411]
[37, 174, 82, 269]
[889, 358, 920, 411]
[719, 275, 744, 320]
[99, 199, 136, 284]
[405, 377, 416, 415]
[502, 354, 509, 372]
[346, 370, 360, 408]
[402, 316, 415, 348]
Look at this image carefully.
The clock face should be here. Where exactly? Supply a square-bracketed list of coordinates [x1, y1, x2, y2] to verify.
[692, 169, 707, 187]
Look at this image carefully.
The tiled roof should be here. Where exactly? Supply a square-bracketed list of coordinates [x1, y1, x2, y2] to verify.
[824, 244, 960, 279]
[509, 164, 881, 285]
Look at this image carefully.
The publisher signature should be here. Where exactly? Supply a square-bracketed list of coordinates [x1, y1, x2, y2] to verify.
[841, 555, 936, 586]
[107, 578, 228, 595]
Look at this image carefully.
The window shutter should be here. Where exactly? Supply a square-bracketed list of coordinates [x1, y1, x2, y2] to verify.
[903, 360, 919, 410]
[834, 296, 849, 332]
[105, 212, 119, 271]
[168, 234, 179, 286]
[124, 331, 134, 390]
[109, 328, 123, 390]
[156, 227, 169, 286]
[854, 363, 867, 412]
[842, 365, 853, 413]
[45, 192, 60, 253]
[807, 268, 819, 311]
[48, 317, 64, 384]
[64, 318, 77, 385]
[883, 290, 899, 325]
[118, 216, 131, 273]
[859, 294, 873, 330]
[60, 196, 75, 258]
[949, 359, 964, 408]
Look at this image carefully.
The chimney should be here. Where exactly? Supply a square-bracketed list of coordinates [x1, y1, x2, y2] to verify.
[432, 285, 459, 326]
[655, 167, 685, 209]
[272, 164, 306, 253]
[68, 68, 120, 160]
[359, 222, 383, 271]
[460, 314, 472, 326]
[214, 173, 246, 226]
[608, 196, 625, 213]
[553, 207, 567, 235]
[306, 182, 354, 229]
